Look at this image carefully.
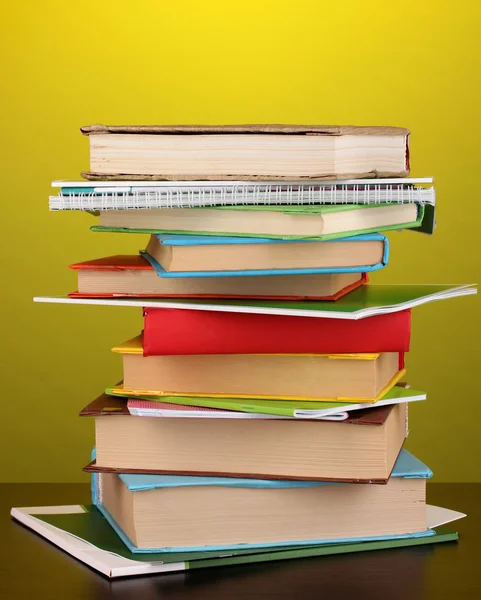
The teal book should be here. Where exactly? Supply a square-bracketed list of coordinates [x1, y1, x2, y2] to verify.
[87, 450, 444, 555]
[92, 202, 426, 240]
[10, 504, 462, 578]
[140, 232, 389, 278]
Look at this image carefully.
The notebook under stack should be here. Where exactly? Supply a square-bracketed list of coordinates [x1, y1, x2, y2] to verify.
[14, 124, 476, 579]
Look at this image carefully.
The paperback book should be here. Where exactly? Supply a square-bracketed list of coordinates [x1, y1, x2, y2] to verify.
[34, 284, 477, 318]
[11, 505, 462, 579]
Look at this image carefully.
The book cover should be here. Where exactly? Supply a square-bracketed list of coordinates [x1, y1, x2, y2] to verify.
[37, 283, 477, 318]
[140, 232, 389, 278]
[89, 449, 437, 554]
[96, 449, 433, 491]
[80, 124, 410, 182]
[69, 255, 367, 300]
[142, 306, 410, 356]
[81, 124, 410, 136]
[112, 336, 406, 403]
[10, 504, 460, 578]
[150, 232, 385, 247]
[125, 399, 348, 420]
[50, 178, 435, 216]
[79, 392, 348, 420]
[80, 391, 407, 421]
[82, 400, 407, 481]
[91, 202, 425, 241]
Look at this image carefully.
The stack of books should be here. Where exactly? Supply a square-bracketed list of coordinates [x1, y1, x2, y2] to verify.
[13, 124, 476, 579]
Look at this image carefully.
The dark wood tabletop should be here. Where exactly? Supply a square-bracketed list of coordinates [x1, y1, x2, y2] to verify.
[1, 483, 480, 599]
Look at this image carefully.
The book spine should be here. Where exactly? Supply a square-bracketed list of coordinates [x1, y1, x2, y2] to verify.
[142, 308, 412, 356]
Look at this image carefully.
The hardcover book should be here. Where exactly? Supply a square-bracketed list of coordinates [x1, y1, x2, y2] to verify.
[142, 307, 411, 355]
[69, 255, 366, 299]
[81, 392, 408, 481]
[90, 450, 432, 553]
[112, 335, 405, 402]
[141, 232, 389, 277]
[10, 504, 462, 578]
[80, 124, 410, 181]
[93, 202, 423, 240]
[116, 383, 426, 420]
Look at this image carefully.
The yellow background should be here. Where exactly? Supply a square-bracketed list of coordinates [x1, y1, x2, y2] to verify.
[1, 0, 480, 482]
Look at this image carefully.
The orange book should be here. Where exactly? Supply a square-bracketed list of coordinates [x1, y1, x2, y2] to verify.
[69, 255, 367, 300]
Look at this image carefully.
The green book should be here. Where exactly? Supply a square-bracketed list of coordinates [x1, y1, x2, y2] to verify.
[11, 504, 459, 579]
[135, 283, 475, 319]
[34, 283, 477, 318]
[108, 383, 426, 419]
[91, 202, 426, 240]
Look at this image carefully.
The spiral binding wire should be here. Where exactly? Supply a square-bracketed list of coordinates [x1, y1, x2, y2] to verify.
[50, 183, 436, 211]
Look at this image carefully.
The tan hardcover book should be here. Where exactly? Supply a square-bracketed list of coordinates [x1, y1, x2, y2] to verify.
[82, 393, 407, 482]
[81, 125, 409, 181]
[81, 124, 410, 180]
[69, 255, 366, 299]
[97, 202, 419, 237]
[112, 335, 405, 402]
[95, 450, 428, 549]
[144, 234, 386, 273]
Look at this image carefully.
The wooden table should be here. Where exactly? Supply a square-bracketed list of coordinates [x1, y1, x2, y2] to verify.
[1, 483, 480, 599]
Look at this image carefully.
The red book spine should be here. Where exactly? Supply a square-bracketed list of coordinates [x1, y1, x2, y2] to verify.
[143, 308, 411, 356]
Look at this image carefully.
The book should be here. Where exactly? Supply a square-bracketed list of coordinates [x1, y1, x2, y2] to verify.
[112, 335, 405, 402]
[93, 202, 423, 240]
[49, 177, 436, 211]
[69, 255, 366, 299]
[81, 393, 407, 481]
[36, 283, 477, 319]
[10, 504, 462, 578]
[142, 233, 389, 276]
[126, 398, 347, 420]
[81, 391, 348, 420]
[80, 124, 410, 180]
[90, 449, 433, 552]
[116, 383, 426, 419]
[142, 307, 410, 355]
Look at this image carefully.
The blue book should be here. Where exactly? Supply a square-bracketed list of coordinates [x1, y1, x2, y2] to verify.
[92, 449, 434, 553]
[140, 232, 389, 278]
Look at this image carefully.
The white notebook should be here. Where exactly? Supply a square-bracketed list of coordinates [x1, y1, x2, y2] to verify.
[50, 178, 435, 211]
[33, 284, 477, 320]
[10, 504, 465, 579]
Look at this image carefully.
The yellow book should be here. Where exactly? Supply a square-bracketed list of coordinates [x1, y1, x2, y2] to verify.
[112, 336, 405, 403]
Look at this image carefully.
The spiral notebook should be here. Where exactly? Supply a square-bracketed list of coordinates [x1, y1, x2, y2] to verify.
[50, 178, 435, 211]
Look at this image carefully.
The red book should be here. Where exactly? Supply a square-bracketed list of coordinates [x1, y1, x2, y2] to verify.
[143, 308, 411, 356]
[69, 255, 367, 301]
